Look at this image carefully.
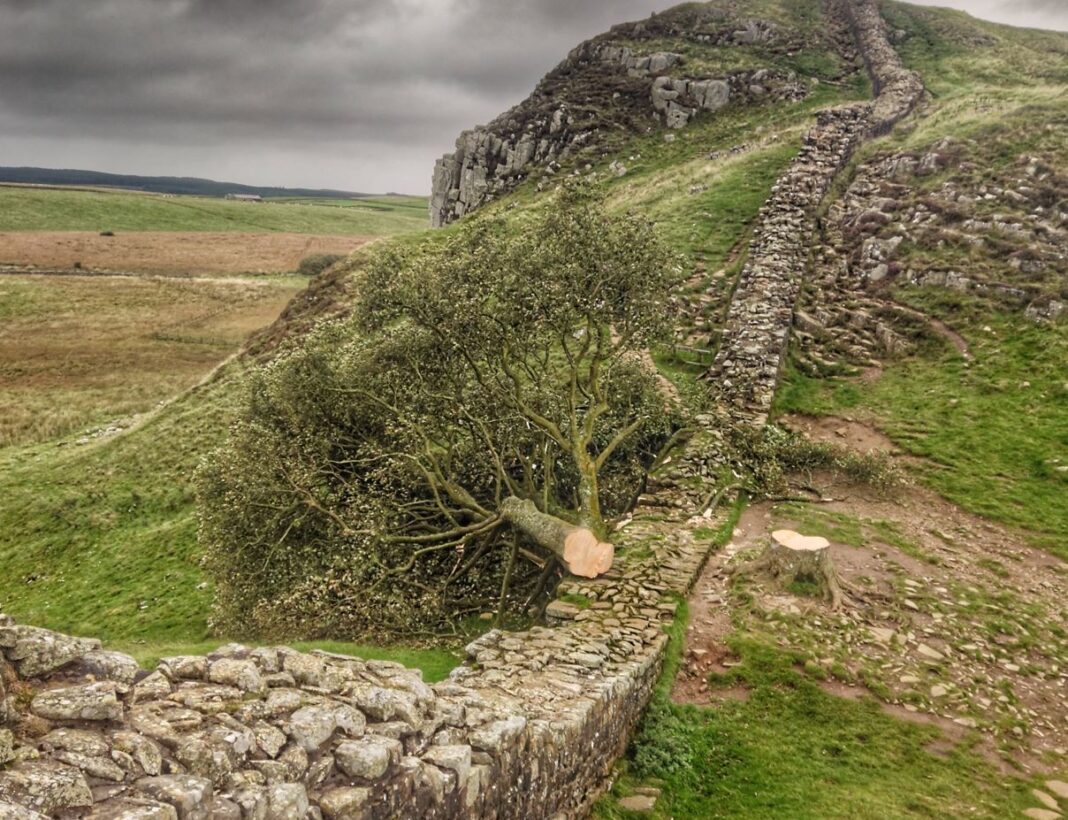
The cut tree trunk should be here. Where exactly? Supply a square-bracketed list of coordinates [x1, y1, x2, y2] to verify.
[500, 497, 614, 579]
[736, 529, 845, 609]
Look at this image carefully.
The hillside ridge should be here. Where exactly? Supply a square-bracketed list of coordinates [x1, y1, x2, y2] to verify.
[429, 0, 856, 226]
[0, 1, 939, 817]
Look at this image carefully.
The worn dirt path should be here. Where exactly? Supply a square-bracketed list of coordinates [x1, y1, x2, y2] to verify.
[676, 415, 1068, 775]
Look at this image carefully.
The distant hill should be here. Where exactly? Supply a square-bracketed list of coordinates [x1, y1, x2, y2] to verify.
[0, 166, 376, 199]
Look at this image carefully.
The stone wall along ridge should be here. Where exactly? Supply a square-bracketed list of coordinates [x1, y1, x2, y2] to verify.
[703, 0, 923, 425]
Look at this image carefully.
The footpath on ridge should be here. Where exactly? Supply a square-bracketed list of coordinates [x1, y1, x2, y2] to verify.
[0, 2, 923, 818]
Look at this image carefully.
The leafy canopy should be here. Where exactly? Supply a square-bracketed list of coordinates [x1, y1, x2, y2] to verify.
[199, 185, 681, 639]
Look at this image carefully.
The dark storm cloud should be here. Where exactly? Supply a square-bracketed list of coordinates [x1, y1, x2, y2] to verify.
[0, 0, 1063, 194]
[0, 0, 668, 190]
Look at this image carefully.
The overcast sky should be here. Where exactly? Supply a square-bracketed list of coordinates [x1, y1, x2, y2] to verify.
[0, 0, 1064, 195]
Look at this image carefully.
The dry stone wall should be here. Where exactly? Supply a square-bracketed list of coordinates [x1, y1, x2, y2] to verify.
[0, 445, 727, 819]
[703, 102, 873, 424]
[704, 0, 923, 425]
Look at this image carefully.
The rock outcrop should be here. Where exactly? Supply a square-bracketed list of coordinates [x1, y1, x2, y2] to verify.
[429, 6, 825, 227]
[793, 132, 1068, 371]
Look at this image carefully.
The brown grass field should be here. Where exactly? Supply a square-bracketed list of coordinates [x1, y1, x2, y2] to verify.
[0, 231, 371, 276]
[0, 272, 304, 447]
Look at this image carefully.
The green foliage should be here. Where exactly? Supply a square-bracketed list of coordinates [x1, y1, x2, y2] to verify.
[725, 424, 903, 498]
[199, 186, 682, 639]
[296, 253, 344, 276]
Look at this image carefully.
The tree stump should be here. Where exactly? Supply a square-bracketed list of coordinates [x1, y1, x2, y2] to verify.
[736, 529, 845, 609]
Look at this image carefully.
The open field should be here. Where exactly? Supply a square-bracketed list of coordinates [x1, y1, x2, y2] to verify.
[0, 184, 433, 639]
[0, 186, 429, 234]
[0, 272, 305, 447]
[0, 231, 372, 275]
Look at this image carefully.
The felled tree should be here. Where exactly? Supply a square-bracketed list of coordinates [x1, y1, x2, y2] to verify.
[199, 185, 680, 637]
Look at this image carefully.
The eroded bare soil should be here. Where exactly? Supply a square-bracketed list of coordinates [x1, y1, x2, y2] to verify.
[676, 415, 1068, 775]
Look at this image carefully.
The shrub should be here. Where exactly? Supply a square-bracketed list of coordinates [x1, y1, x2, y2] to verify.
[297, 253, 344, 276]
[199, 185, 682, 639]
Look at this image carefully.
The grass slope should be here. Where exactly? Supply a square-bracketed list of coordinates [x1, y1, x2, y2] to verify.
[597, 503, 1039, 818]
[0, 187, 428, 235]
[0, 273, 304, 448]
[596, 5, 1068, 818]
[777, 294, 1068, 557]
[0, 372, 239, 642]
[776, 5, 1068, 555]
[597, 616, 1037, 819]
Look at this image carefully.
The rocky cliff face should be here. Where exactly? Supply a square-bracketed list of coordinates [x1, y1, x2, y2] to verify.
[429, 4, 847, 227]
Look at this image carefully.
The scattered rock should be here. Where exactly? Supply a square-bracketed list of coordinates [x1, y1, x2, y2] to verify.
[135, 775, 213, 820]
[1046, 781, 1068, 800]
[618, 794, 658, 812]
[0, 762, 93, 814]
[1032, 790, 1060, 811]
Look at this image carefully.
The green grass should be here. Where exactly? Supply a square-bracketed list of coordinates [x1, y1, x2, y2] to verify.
[773, 504, 942, 566]
[0, 369, 242, 642]
[113, 639, 460, 683]
[597, 634, 1036, 819]
[268, 194, 429, 214]
[557, 593, 594, 610]
[0, 187, 428, 234]
[776, 293, 1068, 557]
[882, 0, 1068, 94]
[600, 78, 869, 271]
